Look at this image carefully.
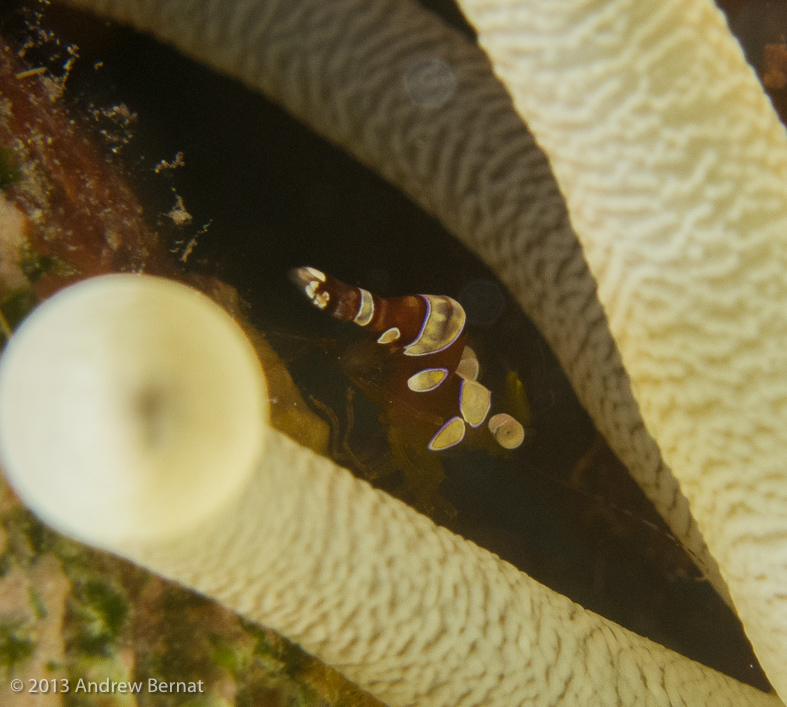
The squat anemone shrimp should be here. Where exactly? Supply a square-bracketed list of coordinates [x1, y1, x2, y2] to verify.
[289, 266, 525, 452]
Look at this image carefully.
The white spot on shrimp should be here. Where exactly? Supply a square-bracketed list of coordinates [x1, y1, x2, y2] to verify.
[314, 291, 330, 309]
[459, 379, 491, 428]
[377, 327, 401, 345]
[428, 416, 465, 451]
[407, 368, 448, 393]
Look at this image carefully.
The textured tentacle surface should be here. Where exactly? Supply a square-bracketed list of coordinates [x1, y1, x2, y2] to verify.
[124, 430, 778, 707]
[454, 0, 787, 699]
[58, 0, 726, 599]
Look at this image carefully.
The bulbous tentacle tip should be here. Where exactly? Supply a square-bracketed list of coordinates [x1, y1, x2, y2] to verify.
[0, 274, 269, 550]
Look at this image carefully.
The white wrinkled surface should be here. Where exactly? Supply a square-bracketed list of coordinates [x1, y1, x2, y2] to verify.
[456, 0, 787, 699]
[119, 431, 778, 707]
[57, 0, 725, 598]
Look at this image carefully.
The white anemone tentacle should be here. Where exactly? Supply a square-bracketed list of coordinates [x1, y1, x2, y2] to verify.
[54, 0, 722, 601]
[0, 275, 778, 707]
[456, 0, 787, 700]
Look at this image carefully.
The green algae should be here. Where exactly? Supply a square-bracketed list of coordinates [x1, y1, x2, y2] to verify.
[0, 554, 12, 577]
[19, 243, 75, 283]
[69, 579, 129, 657]
[0, 619, 36, 672]
[248, 623, 308, 680]
[20, 251, 57, 283]
[82, 580, 128, 637]
[0, 147, 21, 191]
[29, 585, 48, 619]
[0, 287, 37, 333]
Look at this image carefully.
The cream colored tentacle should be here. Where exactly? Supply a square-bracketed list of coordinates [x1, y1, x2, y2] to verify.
[2, 273, 775, 706]
[58, 0, 727, 601]
[454, 0, 787, 699]
[113, 431, 782, 707]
